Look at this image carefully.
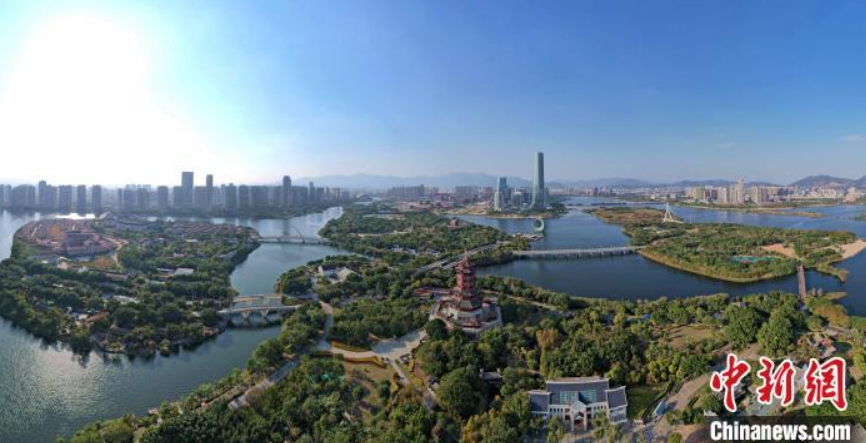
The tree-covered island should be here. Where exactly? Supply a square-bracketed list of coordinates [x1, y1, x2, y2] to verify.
[0, 216, 259, 357]
[588, 207, 866, 282]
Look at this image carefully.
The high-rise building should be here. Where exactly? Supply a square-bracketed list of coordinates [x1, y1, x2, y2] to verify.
[224, 184, 238, 210]
[157, 186, 169, 211]
[205, 174, 214, 210]
[272, 186, 283, 208]
[136, 187, 150, 210]
[282, 176, 292, 207]
[76, 185, 87, 212]
[0, 184, 5, 208]
[58, 185, 74, 211]
[733, 178, 746, 206]
[92, 185, 102, 213]
[250, 186, 269, 208]
[531, 152, 546, 209]
[38, 180, 49, 209]
[493, 177, 509, 211]
[750, 186, 769, 206]
[194, 186, 208, 210]
[238, 185, 250, 209]
[172, 186, 183, 208]
[181, 171, 194, 208]
[11, 185, 32, 208]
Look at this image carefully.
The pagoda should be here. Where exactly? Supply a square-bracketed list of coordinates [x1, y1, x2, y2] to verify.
[430, 255, 502, 336]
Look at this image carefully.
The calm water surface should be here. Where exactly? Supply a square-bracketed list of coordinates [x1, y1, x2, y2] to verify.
[467, 198, 866, 314]
[0, 208, 344, 442]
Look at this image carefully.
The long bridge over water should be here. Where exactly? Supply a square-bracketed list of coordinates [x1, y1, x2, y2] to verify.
[257, 236, 330, 245]
[511, 246, 644, 259]
[218, 295, 299, 326]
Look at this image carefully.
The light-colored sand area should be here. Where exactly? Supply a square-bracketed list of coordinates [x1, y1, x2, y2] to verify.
[762, 238, 866, 260]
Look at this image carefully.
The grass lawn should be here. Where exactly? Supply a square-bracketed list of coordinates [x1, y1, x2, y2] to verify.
[627, 384, 665, 420]
[667, 324, 717, 349]
[342, 361, 394, 420]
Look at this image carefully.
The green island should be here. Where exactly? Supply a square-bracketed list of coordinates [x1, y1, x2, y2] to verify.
[0, 216, 258, 357]
[55, 206, 866, 442]
[319, 204, 532, 267]
[588, 207, 865, 282]
[675, 202, 825, 218]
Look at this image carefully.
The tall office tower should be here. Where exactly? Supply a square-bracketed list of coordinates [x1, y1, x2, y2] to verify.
[530, 152, 546, 209]
[308, 182, 315, 204]
[117, 189, 124, 210]
[282, 176, 292, 207]
[58, 185, 74, 211]
[224, 184, 238, 211]
[157, 186, 169, 211]
[76, 185, 87, 212]
[205, 174, 214, 210]
[493, 177, 509, 211]
[0, 184, 5, 208]
[38, 180, 49, 209]
[238, 185, 250, 209]
[181, 171, 194, 208]
[92, 185, 103, 213]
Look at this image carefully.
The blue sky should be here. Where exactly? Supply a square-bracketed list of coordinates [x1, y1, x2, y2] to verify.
[0, 0, 865, 185]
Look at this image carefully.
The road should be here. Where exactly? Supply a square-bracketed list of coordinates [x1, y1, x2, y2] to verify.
[415, 242, 502, 274]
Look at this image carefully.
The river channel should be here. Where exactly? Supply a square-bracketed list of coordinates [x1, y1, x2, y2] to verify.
[0, 207, 344, 442]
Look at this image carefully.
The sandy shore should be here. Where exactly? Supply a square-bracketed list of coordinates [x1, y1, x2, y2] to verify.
[762, 238, 866, 260]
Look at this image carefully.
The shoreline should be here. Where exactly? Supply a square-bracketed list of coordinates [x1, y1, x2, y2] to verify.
[762, 238, 866, 261]
[674, 203, 825, 218]
[637, 249, 779, 283]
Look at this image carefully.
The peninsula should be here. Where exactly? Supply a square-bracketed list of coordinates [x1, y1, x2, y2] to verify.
[588, 207, 864, 282]
[0, 215, 259, 356]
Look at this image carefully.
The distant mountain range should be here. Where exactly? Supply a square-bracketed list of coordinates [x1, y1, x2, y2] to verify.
[295, 172, 858, 190]
[789, 175, 866, 189]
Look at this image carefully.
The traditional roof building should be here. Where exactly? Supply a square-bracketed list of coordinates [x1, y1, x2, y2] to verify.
[429, 256, 502, 336]
[529, 376, 628, 431]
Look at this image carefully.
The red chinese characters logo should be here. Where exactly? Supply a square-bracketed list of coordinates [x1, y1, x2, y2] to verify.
[804, 357, 847, 411]
[755, 357, 795, 407]
[710, 353, 751, 413]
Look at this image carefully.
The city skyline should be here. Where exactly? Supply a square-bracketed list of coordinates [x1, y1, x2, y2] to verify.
[1, 1, 866, 184]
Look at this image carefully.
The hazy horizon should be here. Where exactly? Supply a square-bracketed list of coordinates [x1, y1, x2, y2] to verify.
[2, 0, 866, 184]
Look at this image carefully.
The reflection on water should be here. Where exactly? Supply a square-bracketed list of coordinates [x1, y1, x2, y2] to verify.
[0, 208, 343, 442]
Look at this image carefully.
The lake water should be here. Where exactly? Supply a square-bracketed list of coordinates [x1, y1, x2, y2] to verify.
[468, 198, 866, 314]
[0, 208, 344, 442]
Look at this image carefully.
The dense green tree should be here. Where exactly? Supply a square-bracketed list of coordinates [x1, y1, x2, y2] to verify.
[437, 367, 487, 419]
[723, 305, 761, 348]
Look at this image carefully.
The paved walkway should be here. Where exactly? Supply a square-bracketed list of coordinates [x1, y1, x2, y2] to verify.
[316, 295, 427, 362]
[229, 292, 429, 410]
